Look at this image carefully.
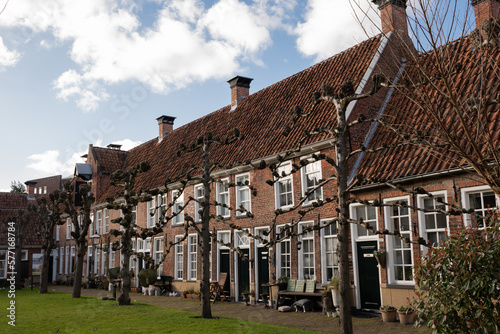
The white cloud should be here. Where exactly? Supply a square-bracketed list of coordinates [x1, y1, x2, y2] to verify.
[0, 37, 20, 69]
[0, 0, 295, 111]
[295, 0, 379, 60]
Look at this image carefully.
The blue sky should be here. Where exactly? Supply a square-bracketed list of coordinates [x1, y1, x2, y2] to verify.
[0, 0, 473, 191]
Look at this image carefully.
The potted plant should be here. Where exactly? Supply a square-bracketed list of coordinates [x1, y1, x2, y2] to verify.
[397, 306, 415, 325]
[182, 290, 188, 298]
[277, 276, 289, 290]
[193, 290, 201, 300]
[373, 249, 387, 268]
[380, 305, 397, 322]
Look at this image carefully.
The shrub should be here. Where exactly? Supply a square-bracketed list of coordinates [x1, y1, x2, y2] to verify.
[413, 215, 500, 333]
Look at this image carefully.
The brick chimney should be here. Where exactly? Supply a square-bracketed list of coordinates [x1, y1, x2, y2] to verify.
[472, 0, 500, 30]
[372, 0, 408, 36]
[227, 76, 253, 111]
[157, 115, 176, 142]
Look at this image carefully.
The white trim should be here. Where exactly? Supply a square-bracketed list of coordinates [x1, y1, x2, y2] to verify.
[216, 230, 231, 283]
[171, 190, 184, 226]
[274, 162, 294, 210]
[65, 246, 69, 274]
[216, 178, 230, 218]
[154, 237, 164, 278]
[349, 203, 379, 241]
[383, 195, 414, 285]
[461, 185, 496, 228]
[417, 191, 449, 252]
[194, 184, 204, 223]
[275, 224, 291, 279]
[235, 173, 251, 217]
[174, 235, 184, 280]
[300, 155, 323, 205]
[254, 226, 270, 299]
[320, 218, 339, 285]
[298, 221, 315, 280]
[147, 198, 156, 229]
[103, 209, 109, 233]
[187, 234, 197, 281]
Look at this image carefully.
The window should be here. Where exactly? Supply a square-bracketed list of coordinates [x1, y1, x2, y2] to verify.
[254, 227, 270, 247]
[89, 213, 94, 235]
[43, 186, 47, 194]
[95, 248, 100, 275]
[300, 156, 322, 204]
[462, 186, 496, 229]
[236, 230, 250, 248]
[56, 225, 60, 241]
[132, 206, 137, 227]
[87, 246, 92, 276]
[0, 251, 6, 278]
[96, 211, 102, 234]
[59, 247, 64, 274]
[276, 225, 291, 279]
[147, 198, 155, 229]
[110, 248, 115, 269]
[172, 191, 184, 225]
[158, 194, 167, 223]
[66, 218, 71, 239]
[188, 234, 197, 280]
[194, 184, 204, 222]
[419, 194, 448, 246]
[154, 237, 164, 278]
[34, 188, 37, 195]
[65, 246, 69, 274]
[103, 209, 109, 233]
[299, 222, 315, 279]
[216, 178, 230, 218]
[321, 220, 338, 283]
[174, 236, 184, 280]
[353, 205, 376, 237]
[70, 247, 75, 273]
[21, 250, 28, 261]
[386, 198, 413, 283]
[275, 162, 293, 209]
[236, 174, 251, 216]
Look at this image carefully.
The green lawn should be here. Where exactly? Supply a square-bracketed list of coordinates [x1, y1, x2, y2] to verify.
[1, 288, 319, 334]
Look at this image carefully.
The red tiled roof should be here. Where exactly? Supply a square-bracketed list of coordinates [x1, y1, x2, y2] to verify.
[356, 36, 500, 182]
[92, 147, 128, 175]
[0, 193, 43, 245]
[97, 35, 384, 202]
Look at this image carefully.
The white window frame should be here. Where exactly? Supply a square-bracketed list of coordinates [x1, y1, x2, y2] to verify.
[70, 246, 75, 273]
[65, 246, 69, 274]
[89, 213, 94, 235]
[95, 248, 100, 275]
[172, 190, 184, 226]
[0, 250, 6, 278]
[461, 185, 497, 229]
[274, 162, 294, 210]
[96, 210, 102, 234]
[300, 155, 323, 205]
[276, 224, 291, 279]
[87, 246, 92, 276]
[384, 196, 414, 285]
[216, 231, 231, 282]
[110, 248, 115, 269]
[158, 194, 167, 224]
[132, 206, 137, 227]
[59, 247, 64, 274]
[21, 250, 28, 261]
[194, 184, 204, 223]
[350, 203, 378, 240]
[235, 173, 251, 217]
[174, 235, 184, 280]
[103, 209, 109, 233]
[147, 198, 156, 229]
[298, 221, 315, 280]
[66, 218, 71, 240]
[320, 219, 339, 284]
[56, 225, 60, 241]
[188, 234, 197, 281]
[216, 178, 230, 218]
[417, 191, 449, 249]
[154, 237, 164, 278]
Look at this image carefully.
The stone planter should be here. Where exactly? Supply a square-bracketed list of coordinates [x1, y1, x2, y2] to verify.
[381, 309, 397, 322]
[398, 311, 415, 325]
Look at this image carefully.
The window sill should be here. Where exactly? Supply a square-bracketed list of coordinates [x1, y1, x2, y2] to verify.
[236, 214, 250, 219]
[382, 283, 416, 290]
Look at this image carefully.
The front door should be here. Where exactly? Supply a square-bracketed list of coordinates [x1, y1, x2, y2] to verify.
[257, 248, 269, 296]
[357, 241, 381, 309]
[219, 249, 230, 293]
[237, 249, 250, 296]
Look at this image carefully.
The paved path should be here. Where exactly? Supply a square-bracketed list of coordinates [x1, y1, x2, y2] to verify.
[50, 285, 430, 334]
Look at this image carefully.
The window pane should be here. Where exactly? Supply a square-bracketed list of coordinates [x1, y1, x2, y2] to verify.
[436, 213, 447, 229]
[367, 206, 376, 220]
[400, 217, 410, 231]
[425, 215, 436, 230]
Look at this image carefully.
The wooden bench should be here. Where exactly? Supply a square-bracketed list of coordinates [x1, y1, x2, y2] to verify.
[276, 279, 323, 309]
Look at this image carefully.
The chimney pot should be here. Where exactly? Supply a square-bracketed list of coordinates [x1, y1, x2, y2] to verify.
[227, 76, 253, 111]
[157, 115, 176, 142]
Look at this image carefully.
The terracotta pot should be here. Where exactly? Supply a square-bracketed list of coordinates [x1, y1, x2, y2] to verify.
[398, 311, 415, 325]
[381, 309, 397, 322]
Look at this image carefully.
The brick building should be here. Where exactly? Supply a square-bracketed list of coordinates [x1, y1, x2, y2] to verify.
[52, 0, 500, 310]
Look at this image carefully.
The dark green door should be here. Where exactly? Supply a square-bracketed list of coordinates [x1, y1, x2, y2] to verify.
[357, 241, 381, 309]
[237, 249, 250, 296]
[220, 250, 230, 293]
[257, 248, 269, 295]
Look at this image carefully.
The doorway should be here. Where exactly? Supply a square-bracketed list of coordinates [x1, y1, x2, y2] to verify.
[356, 241, 381, 309]
[257, 248, 269, 296]
[237, 249, 250, 297]
[219, 249, 231, 294]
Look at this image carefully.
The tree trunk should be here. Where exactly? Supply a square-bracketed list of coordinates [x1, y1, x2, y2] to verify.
[39, 249, 51, 294]
[118, 229, 132, 305]
[336, 104, 353, 334]
[72, 243, 86, 298]
[200, 141, 213, 319]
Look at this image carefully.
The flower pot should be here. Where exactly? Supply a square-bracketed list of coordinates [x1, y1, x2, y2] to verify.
[381, 309, 397, 322]
[398, 311, 415, 325]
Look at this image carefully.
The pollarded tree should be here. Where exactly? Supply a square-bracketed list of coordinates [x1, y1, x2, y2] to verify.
[30, 191, 66, 294]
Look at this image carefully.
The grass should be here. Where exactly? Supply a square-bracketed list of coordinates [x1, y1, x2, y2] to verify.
[1, 288, 320, 334]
